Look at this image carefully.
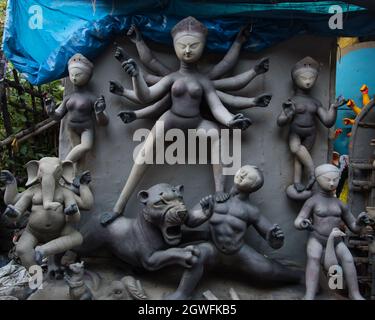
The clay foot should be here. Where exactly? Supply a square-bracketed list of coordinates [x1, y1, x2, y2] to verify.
[305, 176, 316, 190]
[164, 292, 190, 300]
[100, 211, 121, 226]
[294, 183, 305, 193]
[348, 293, 365, 300]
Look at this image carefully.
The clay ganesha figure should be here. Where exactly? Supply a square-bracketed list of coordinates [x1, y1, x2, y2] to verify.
[102, 16, 272, 225]
[294, 164, 371, 300]
[165, 165, 302, 300]
[277, 57, 346, 196]
[1, 157, 94, 269]
[44, 53, 109, 167]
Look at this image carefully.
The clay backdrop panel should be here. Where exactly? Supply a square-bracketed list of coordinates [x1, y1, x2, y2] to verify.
[59, 35, 335, 266]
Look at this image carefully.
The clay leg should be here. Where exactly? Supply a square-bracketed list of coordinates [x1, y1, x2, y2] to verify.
[165, 242, 218, 300]
[304, 236, 323, 300]
[101, 112, 172, 226]
[35, 224, 83, 260]
[231, 245, 302, 283]
[16, 229, 39, 269]
[289, 133, 315, 191]
[335, 242, 364, 300]
[65, 128, 94, 164]
[197, 119, 225, 193]
[294, 158, 303, 191]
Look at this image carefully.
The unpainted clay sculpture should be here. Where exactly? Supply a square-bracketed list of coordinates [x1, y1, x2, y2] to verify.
[102, 17, 272, 225]
[165, 165, 302, 300]
[2, 157, 93, 269]
[294, 164, 371, 300]
[44, 54, 109, 166]
[277, 57, 346, 196]
[79, 183, 205, 276]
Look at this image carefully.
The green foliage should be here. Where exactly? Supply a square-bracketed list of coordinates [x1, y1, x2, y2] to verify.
[0, 0, 63, 182]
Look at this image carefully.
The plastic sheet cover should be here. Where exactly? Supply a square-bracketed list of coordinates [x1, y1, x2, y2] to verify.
[3, 0, 374, 84]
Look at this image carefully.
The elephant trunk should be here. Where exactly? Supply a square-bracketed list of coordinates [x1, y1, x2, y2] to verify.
[41, 174, 57, 210]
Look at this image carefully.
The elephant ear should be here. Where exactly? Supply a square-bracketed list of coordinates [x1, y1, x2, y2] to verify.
[61, 160, 75, 184]
[25, 160, 39, 187]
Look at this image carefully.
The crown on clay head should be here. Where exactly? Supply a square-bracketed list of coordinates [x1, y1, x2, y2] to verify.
[292, 56, 320, 75]
[171, 16, 208, 40]
[68, 53, 94, 72]
[315, 164, 340, 178]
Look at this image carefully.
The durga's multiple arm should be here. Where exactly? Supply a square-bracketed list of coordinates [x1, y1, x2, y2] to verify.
[45, 96, 69, 121]
[207, 26, 251, 80]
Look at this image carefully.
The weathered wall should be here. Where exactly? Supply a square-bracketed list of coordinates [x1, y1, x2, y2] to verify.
[60, 35, 335, 266]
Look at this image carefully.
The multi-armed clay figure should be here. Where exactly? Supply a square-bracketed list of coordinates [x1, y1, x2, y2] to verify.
[45, 54, 109, 166]
[277, 57, 346, 196]
[1, 157, 93, 268]
[166, 165, 302, 300]
[102, 17, 272, 225]
[294, 164, 371, 300]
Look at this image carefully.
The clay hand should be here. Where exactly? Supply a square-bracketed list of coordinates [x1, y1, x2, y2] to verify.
[254, 93, 272, 108]
[357, 212, 371, 227]
[333, 95, 347, 109]
[200, 195, 214, 217]
[4, 205, 20, 220]
[44, 96, 56, 115]
[0, 170, 16, 185]
[254, 57, 270, 75]
[109, 81, 124, 96]
[300, 219, 314, 231]
[122, 59, 139, 77]
[117, 111, 137, 124]
[114, 46, 129, 64]
[282, 100, 295, 118]
[94, 96, 106, 114]
[267, 224, 285, 249]
[178, 245, 200, 268]
[79, 171, 92, 185]
[235, 24, 252, 44]
[64, 204, 78, 216]
[227, 113, 252, 131]
[127, 24, 143, 43]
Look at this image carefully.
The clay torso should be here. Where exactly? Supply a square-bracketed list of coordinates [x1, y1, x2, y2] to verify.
[170, 73, 203, 118]
[290, 95, 320, 137]
[209, 197, 252, 254]
[311, 193, 343, 239]
[28, 185, 66, 237]
[66, 91, 95, 132]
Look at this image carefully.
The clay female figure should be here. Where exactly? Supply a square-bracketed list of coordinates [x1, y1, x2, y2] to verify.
[3, 157, 94, 268]
[102, 17, 271, 225]
[294, 164, 371, 300]
[165, 165, 301, 300]
[45, 54, 109, 166]
[277, 57, 346, 194]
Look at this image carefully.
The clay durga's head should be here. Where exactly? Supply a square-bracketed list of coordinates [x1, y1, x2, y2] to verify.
[315, 164, 340, 192]
[234, 165, 264, 193]
[171, 16, 207, 64]
[291, 56, 320, 91]
[68, 53, 94, 86]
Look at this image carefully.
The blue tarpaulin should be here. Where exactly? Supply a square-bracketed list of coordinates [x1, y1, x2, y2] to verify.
[2, 0, 375, 85]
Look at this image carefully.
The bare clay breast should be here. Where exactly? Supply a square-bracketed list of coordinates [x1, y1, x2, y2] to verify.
[66, 92, 95, 131]
[170, 76, 203, 118]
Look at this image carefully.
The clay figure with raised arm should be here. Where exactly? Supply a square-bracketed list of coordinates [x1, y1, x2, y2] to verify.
[44, 54, 109, 168]
[165, 165, 302, 300]
[1, 157, 94, 269]
[294, 164, 371, 300]
[102, 17, 272, 225]
[277, 57, 346, 197]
